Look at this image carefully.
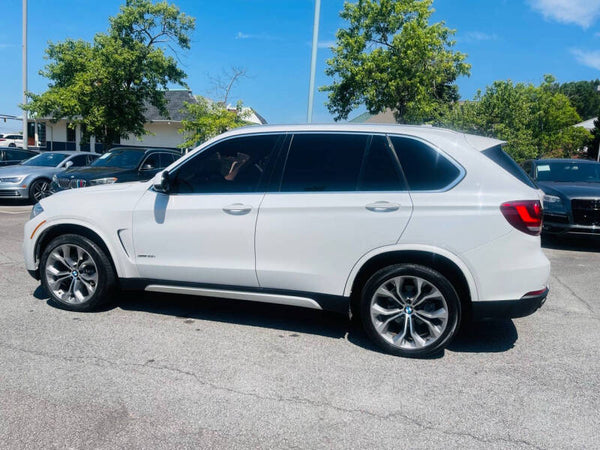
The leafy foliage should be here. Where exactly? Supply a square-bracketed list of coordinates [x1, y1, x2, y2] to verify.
[440, 75, 592, 161]
[179, 98, 249, 148]
[556, 80, 600, 121]
[321, 0, 470, 123]
[24, 0, 195, 148]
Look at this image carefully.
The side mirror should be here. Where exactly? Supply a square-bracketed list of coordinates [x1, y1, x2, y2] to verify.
[141, 163, 154, 171]
[152, 170, 171, 194]
[64, 161, 74, 169]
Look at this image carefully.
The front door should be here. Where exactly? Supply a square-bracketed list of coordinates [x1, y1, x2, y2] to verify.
[132, 133, 283, 287]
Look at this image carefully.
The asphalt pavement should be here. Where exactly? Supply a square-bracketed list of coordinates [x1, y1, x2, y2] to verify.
[0, 202, 599, 449]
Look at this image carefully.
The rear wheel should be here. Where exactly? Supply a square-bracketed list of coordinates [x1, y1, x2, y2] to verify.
[40, 234, 116, 311]
[29, 179, 51, 202]
[359, 264, 461, 358]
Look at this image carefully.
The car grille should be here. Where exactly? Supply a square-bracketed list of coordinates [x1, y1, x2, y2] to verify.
[57, 178, 87, 189]
[572, 199, 600, 226]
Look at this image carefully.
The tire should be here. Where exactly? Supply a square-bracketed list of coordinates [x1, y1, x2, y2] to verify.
[8, 143, 16, 147]
[29, 178, 52, 202]
[40, 234, 116, 312]
[359, 264, 461, 358]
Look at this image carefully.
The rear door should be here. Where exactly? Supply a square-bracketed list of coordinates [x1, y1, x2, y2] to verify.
[255, 133, 413, 296]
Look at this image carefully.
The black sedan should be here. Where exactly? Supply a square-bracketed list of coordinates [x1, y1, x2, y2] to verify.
[52, 147, 181, 192]
[0, 148, 38, 167]
[522, 158, 600, 234]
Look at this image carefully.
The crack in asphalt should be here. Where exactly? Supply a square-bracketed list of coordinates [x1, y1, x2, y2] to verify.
[551, 274, 596, 315]
[0, 341, 543, 449]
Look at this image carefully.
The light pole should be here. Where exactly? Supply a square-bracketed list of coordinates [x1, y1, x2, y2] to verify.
[307, 0, 321, 123]
[22, 0, 28, 149]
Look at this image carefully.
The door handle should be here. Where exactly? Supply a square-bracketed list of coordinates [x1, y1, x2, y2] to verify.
[365, 201, 401, 212]
[223, 203, 252, 215]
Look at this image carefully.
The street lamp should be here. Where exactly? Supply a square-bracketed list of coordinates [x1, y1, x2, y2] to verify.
[22, 0, 28, 149]
[307, 0, 321, 123]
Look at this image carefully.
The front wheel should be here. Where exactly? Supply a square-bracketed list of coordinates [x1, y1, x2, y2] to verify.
[359, 264, 461, 358]
[40, 234, 116, 311]
[29, 179, 51, 202]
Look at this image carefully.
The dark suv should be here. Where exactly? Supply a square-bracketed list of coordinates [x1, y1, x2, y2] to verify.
[52, 147, 181, 191]
[522, 158, 600, 234]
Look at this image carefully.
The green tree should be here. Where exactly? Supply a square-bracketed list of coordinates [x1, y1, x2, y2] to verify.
[24, 0, 195, 149]
[179, 98, 249, 148]
[440, 76, 591, 161]
[321, 0, 470, 123]
[557, 80, 600, 121]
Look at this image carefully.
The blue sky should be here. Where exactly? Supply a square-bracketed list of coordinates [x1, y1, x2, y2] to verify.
[1, 0, 600, 133]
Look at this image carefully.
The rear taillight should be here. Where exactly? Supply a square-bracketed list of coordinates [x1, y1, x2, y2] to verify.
[500, 200, 543, 236]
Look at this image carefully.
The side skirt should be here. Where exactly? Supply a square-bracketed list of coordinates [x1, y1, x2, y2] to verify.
[119, 278, 350, 315]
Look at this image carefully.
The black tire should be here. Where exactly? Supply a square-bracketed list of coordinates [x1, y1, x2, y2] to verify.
[359, 264, 461, 358]
[8, 143, 16, 147]
[29, 178, 52, 202]
[40, 234, 116, 312]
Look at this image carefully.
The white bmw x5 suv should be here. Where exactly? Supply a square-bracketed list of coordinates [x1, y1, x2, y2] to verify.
[24, 125, 550, 357]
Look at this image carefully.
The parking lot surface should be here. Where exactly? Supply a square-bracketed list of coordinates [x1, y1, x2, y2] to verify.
[1, 202, 599, 449]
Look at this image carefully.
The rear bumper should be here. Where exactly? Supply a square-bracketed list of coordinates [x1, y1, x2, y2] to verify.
[472, 288, 548, 320]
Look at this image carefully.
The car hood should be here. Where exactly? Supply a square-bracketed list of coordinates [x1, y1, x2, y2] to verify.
[59, 166, 134, 181]
[0, 165, 58, 178]
[537, 181, 600, 199]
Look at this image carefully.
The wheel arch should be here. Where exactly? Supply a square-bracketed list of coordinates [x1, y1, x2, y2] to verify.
[35, 223, 121, 277]
[346, 247, 478, 317]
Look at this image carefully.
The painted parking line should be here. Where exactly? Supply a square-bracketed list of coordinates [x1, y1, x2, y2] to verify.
[0, 206, 32, 215]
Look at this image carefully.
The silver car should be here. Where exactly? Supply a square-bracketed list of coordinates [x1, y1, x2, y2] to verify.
[0, 151, 99, 202]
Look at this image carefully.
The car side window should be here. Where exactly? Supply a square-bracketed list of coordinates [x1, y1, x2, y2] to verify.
[389, 136, 461, 191]
[69, 155, 88, 167]
[158, 152, 177, 168]
[280, 133, 368, 192]
[87, 155, 99, 165]
[172, 134, 281, 194]
[141, 153, 161, 170]
[358, 135, 407, 191]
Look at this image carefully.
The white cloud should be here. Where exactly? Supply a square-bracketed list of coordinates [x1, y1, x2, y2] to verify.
[529, 0, 600, 29]
[571, 49, 600, 70]
[461, 31, 498, 43]
[317, 40, 336, 49]
[235, 32, 280, 41]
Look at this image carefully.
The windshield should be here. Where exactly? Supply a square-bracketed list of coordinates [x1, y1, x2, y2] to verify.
[536, 161, 600, 183]
[91, 149, 144, 169]
[21, 153, 69, 167]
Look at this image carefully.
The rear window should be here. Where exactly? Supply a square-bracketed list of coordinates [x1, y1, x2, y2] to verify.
[389, 136, 461, 191]
[481, 145, 537, 189]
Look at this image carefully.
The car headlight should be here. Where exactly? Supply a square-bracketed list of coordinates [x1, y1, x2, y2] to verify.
[0, 176, 25, 183]
[30, 203, 44, 219]
[89, 177, 118, 186]
[52, 175, 58, 183]
[543, 194, 565, 211]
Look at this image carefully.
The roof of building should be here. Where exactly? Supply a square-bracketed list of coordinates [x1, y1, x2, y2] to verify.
[574, 117, 597, 131]
[143, 90, 198, 122]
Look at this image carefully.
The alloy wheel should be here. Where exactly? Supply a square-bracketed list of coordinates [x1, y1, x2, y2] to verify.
[369, 275, 449, 350]
[32, 180, 51, 201]
[45, 244, 99, 304]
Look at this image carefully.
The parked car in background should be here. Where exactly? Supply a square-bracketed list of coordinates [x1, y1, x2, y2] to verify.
[52, 147, 181, 192]
[25, 125, 550, 358]
[0, 151, 98, 202]
[0, 148, 39, 166]
[522, 158, 600, 234]
[0, 133, 24, 147]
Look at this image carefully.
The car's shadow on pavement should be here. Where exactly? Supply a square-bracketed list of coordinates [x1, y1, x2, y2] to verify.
[0, 199, 32, 207]
[35, 286, 519, 356]
[542, 234, 600, 252]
